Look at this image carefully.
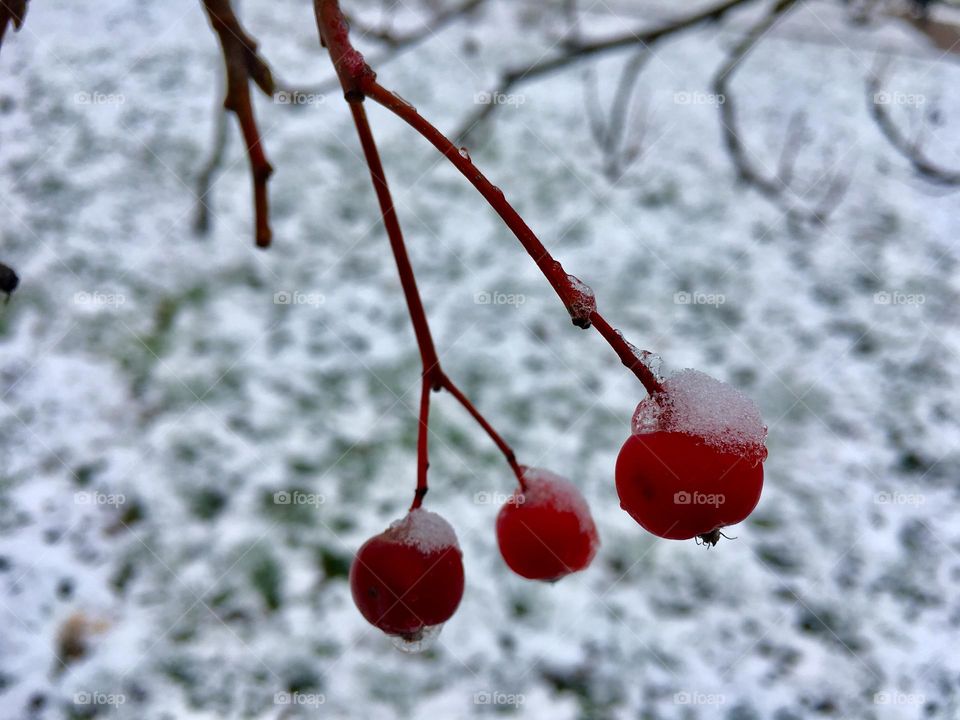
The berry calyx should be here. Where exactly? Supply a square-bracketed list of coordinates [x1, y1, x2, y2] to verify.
[350, 509, 464, 641]
[496, 468, 600, 581]
[615, 369, 767, 542]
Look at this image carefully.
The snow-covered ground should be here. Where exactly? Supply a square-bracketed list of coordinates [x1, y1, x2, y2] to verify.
[1, 1, 959, 718]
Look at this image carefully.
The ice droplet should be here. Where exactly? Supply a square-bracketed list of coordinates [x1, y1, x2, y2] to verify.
[391, 623, 443, 653]
[615, 330, 662, 380]
[458, 146, 471, 161]
[563, 274, 596, 328]
[631, 369, 767, 465]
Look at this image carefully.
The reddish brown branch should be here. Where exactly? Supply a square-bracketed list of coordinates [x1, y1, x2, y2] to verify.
[348, 93, 525, 500]
[440, 376, 525, 487]
[317, 0, 531, 499]
[347, 80, 524, 498]
[0, 0, 28, 53]
[348, 101, 442, 379]
[202, 0, 276, 248]
[361, 78, 664, 396]
[413, 377, 432, 510]
[315, 0, 376, 101]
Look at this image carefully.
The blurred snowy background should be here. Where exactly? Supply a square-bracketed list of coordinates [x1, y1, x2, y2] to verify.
[1, 0, 959, 718]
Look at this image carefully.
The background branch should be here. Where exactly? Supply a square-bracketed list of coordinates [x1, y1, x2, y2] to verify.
[867, 56, 960, 186]
[202, 0, 276, 247]
[0, 0, 28, 53]
[454, 0, 759, 142]
[713, 0, 853, 222]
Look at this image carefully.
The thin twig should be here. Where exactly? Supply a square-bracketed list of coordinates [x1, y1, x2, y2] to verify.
[202, 0, 276, 247]
[276, 0, 486, 101]
[363, 78, 664, 395]
[193, 72, 231, 236]
[582, 49, 651, 181]
[713, 0, 853, 222]
[317, 0, 524, 502]
[454, 0, 758, 142]
[0, 0, 28, 53]
[867, 56, 960, 187]
[346, 97, 525, 500]
[441, 376, 525, 486]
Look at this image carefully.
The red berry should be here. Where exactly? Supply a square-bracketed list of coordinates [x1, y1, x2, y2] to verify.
[616, 431, 763, 540]
[496, 468, 600, 581]
[350, 509, 464, 640]
[615, 369, 767, 542]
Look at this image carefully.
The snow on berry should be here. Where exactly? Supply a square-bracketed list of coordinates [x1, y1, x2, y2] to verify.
[631, 368, 767, 465]
[387, 508, 460, 554]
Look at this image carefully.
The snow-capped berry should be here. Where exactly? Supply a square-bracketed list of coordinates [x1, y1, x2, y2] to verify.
[350, 509, 464, 641]
[616, 370, 767, 542]
[496, 468, 600, 581]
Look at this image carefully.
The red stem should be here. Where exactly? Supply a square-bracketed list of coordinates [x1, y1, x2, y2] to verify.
[348, 99, 525, 498]
[349, 102, 442, 379]
[236, 110, 273, 248]
[440, 376, 525, 489]
[361, 78, 664, 396]
[323, 8, 525, 498]
[412, 377, 431, 510]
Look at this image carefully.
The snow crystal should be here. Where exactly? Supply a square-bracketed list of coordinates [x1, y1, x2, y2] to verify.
[615, 329, 663, 381]
[632, 369, 767, 463]
[387, 508, 460, 554]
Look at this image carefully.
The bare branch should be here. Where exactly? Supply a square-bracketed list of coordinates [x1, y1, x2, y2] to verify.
[454, 0, 759, 142]
[712, 0, 852, 222]
[193, 92, 231, 237]
[775, 111, 809, 188]
[891, 7, 960, 55]
[867, 57, 960, 187]
[202, 0, 276, 248]
[279, 0, 486, 99]
[0, 0, 28, 53]
[582, 50, 651, 182]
